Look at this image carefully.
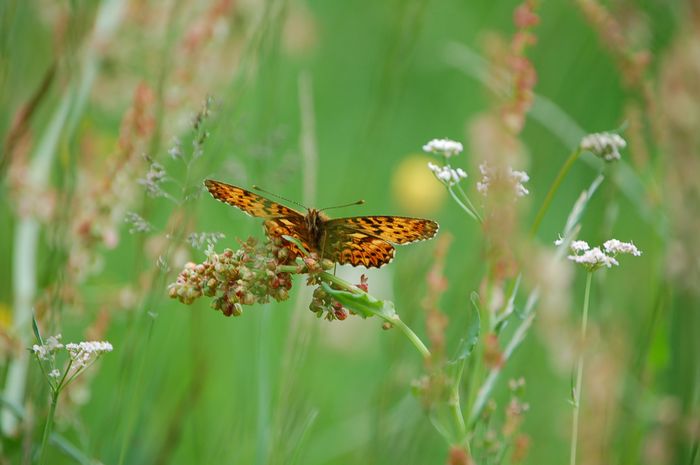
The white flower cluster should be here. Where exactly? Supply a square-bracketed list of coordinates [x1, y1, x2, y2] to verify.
[66, 341, 114, 367]
[476, 163, 530, 197]
[428, 162, 467, 185]
[32, 334, 113, 390]
[423, 138, 463, 157]
[556, 237, 641, 271]
[580, 132, 626, 162]
[603, 239, 642, 256]
[32, 334, 64, 360]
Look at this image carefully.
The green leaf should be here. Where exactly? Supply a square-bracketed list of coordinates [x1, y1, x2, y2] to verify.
[50, 433, 96, 465]
[32, 313, 43, 346]
[281, 235, 310, 256]
[450, 293, 481, 363]
[320, 282, 397, 320]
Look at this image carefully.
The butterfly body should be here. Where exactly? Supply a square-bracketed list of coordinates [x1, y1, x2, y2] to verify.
[204, 179, 438, 268]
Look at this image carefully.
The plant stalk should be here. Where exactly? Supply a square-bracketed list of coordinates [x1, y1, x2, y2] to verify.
[530, 148, 581, 237]
[570, 271, 593, 465]
[38, 390, 59, 465]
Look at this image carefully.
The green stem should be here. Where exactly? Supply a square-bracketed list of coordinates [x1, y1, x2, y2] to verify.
[38, 390, 59, 465]
[530, 148, 581, 237]
[447, 185, 480, 223]
[317, 271, 431, 358]
[570, 271, 593, 465]
[390, 317, 431, 359]
[455, 183, 483, 223]
[468, 311, 536, 427]
[449, 361, 467, 441]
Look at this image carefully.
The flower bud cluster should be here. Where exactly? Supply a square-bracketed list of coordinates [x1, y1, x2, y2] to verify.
[580, 132, 626, 162]
[423, 138, 464, 157]
[168, 236, 294, 316]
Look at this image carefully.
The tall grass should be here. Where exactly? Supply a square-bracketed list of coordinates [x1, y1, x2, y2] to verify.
[1, 1, 697, 464]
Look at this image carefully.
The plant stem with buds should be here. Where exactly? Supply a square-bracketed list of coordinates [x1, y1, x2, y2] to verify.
[318, 270, 431, 358]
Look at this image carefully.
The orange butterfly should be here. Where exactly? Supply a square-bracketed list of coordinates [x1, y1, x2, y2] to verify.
[204, 179, 439, 268]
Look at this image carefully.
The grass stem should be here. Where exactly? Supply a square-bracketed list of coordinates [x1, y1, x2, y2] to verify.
[530, 148, 581, 237]
[38, 390, 59, 465]
[570, 271, 593, 465]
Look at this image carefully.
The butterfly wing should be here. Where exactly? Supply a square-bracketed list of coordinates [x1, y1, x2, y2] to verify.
[204, 179, 314, 255]
[263, 216, 315, 257]
[324, 230, 396, 268]
[204, 179, 302, 218]
[325, 216, 439, 245]
[322, 216, 438, 268]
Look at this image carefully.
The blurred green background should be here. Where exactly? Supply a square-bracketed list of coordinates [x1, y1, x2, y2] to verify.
[1, 0, 698, 464]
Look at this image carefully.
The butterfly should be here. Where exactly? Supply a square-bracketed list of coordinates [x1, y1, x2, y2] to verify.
[204, 179, 439, 268]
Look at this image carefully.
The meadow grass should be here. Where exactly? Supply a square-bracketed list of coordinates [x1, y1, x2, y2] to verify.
[1, 1, 698, 464]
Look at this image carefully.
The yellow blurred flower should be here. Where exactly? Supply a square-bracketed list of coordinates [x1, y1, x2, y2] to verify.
[392, 154, 446, 216]
[0, 302, 11, 330]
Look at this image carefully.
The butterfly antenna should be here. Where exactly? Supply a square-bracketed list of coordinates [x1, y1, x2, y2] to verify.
[252, 185, 308, 210]
[319, 199, 365, 212]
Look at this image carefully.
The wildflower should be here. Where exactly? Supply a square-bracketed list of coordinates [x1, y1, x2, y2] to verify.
[476, 163, 530, 197]
[65, 341, 114, 367]
[124, 212, 153, 234]
[168, 237, 295, 316]
[138, 162, 167, 197]
[580, 132, 626, 162]
[570, 240, 590, 253]
[562, 237, 641, 272]
[428, 162, 468, 186]
[187, 232, 225, 250]
[423, 138, 464, 157]
[168, 137, 183, 160]
[32, 331, 113, 463]
[32, 334, 64, 360]
[568, 247, 618, 269]
[603, 239, 641, 256]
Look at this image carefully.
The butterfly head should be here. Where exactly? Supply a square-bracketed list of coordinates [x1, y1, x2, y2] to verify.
[305, 208, 329, 242]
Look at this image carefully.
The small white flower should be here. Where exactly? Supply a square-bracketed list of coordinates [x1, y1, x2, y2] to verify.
[476, 163, 530, 197]
[427, 163, 467, 186]
[580, 132, 626, 162]
[427, 162, 441, 174]
[66, 341, 114, 367]
[554, 236, 564, 246]
[570, 240, 590, 253]
[423, 138, 464, 157]
[32, 345, 49, 360]
[32, 334, 64, 360]
[510, 169, 530, 197]
[48, 369, 61, 379]
[603, 239, 641, 256]
[568, 247, 619, 268]
[45, 334, 63, 351]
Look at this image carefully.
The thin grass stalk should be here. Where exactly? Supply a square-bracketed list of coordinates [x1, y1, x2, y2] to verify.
[570, 271, 593, 465]
[37, 390, 59, 465]
[530, 148, 582, 236]
[468, 291, 538, 427]
[447, 185, 479, 223]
